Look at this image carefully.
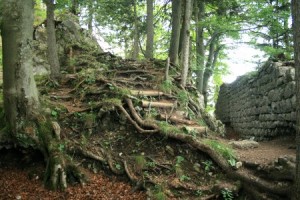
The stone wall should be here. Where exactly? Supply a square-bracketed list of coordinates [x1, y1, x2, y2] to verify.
[215, 60, 296, 140]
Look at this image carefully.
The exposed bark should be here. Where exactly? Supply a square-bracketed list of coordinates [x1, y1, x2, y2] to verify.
[130, 90, 164, 96]
[1, 0, 39, 132]
[45, 0, 61, 81]
[202, 32, 220, 106]
[145, 0, 154, 59]
[132, 0, 139, 60]
[195, 1, 205, 93]
[169, 0, 182, 65]
[1, 0, 85, 191]
[117, 107, 158, 134]
[159, 113, 196, 125]
[70, 0, 79, 15]
[292, 0, 300, 199]
[141, 100, 176, 108]
[125, 98, 159, 130]
[180, 0, 192, 87]
[87, 2, 93, 32]
[165, 57, 170, 81]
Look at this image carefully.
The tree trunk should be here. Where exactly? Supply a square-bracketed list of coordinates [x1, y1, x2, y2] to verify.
[292, 0, 300, 199]
[70, 0, 79, 15]
[87, 2, 93, 32]
[195, 1, 205, 93]
[202, 32, 219, 106]
[1, 0, 85, 190]
[132, 0, 139, 60]
[1, 0, 39, 132]
[169, 0, 182, 65]
[180, 0, 192, 87]
[178, 0, 185, 60]
[45, 0, 61, 80]
[145, 0, 154, 59]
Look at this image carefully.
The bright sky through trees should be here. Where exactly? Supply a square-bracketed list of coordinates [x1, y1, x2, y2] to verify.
[223, 36, 266, 83]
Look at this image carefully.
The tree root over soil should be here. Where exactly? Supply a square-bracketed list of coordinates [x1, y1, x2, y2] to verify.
[6, 116, 88, 191]
[40, 92, 291, 197]
[65, 96, 291, 199]
[8, 62, 292, 198]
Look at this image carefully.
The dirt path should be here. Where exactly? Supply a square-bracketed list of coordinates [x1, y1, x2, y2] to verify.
[236, 136, 296, 165]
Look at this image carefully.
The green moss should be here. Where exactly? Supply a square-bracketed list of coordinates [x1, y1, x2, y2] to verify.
[158, 121, 181, 135]
[159, 79, 174, 93]
[102, 98, 122, 106]
[153, 185, 167, 200]
[37, 120, 55, 146]
[0, 106, 5, 129]
[196, 118, 207, 127]
[34, 74, 48, 86]
[176, 90, 189, 106]
[204, 139, 236, 161]
[134, 155, 147, 170]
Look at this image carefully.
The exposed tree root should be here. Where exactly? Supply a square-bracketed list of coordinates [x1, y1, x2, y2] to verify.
[34, 119, 86, 190]
[159, 113, 196, 125]
[125, 98, 159, 130]
[119, 99, 291, 197]
[116, 103, 158, 134]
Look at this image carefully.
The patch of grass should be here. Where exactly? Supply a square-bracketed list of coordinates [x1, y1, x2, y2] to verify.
[158, 121, 181, 135]
[159, 79, 173, 93]
[196, 118, 207, 126]
[153, 185, 167, 200]
[34, 74, 48, 86]
[101, 98, 122, 107]
[204, 139, 236, 163]
[134, 155, 147, 171]
[176, 90, 189, 106]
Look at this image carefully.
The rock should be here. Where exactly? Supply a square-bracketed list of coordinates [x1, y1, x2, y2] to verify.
[229, 140, 259, 149]
[33, 13, 104, 75]
[235, 161, 243, 169]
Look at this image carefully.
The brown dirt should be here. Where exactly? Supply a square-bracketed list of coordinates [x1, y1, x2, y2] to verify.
[235, 136, 296, 165]
[224, 127, 296, 165]
[0, 151, 147, 200]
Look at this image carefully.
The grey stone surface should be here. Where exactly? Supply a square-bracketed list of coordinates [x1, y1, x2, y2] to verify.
[32, 13, 104, 75]
[216, 61, 296, 140]
[229, 140, 259, 149]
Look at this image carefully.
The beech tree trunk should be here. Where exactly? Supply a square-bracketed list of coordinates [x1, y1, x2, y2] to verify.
[202, 32, 219, 106]
[87, 2, 93, 32]
[292, 0, 300, 199]
[45, 0, 61, 80]
[1, 0, 39, 132]
[70, 0, 79, 15]
[180, 0, 192, 87]
[169, 0, 182, 65]
[195, 1, 205, 93]
[132, 0, 139, 60]
[145, 0, 154, 59]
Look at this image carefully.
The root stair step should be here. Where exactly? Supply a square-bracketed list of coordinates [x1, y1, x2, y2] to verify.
[141, 100, 176, 108]
[159, 113, 196, 125]
[131, 89, 164, 97]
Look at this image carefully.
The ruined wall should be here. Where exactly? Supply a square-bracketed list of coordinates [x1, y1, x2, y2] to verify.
[215, 61, 296, 140]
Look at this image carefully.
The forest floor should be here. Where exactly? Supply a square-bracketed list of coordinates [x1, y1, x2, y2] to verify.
[0, 55, 296, 199]
[0, 131, 295, 200]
